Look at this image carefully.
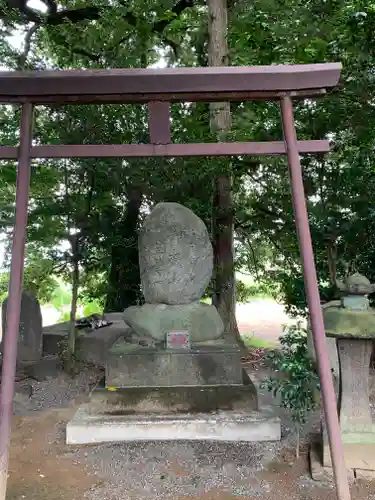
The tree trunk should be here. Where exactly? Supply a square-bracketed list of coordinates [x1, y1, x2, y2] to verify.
[105, 187, 143, 312]
[208, 0, 244, 348]
[67, 239, 79, 373]
[295, 425, 300, 459]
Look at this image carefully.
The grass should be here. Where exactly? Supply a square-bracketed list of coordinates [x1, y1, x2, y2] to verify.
[241, 333, 278, 350]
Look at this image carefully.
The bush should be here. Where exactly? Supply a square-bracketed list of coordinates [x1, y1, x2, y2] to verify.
[236, 279, 277, 303]
[261, 323, 320, 458]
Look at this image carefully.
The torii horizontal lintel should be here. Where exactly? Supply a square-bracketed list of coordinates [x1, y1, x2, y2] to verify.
[0, 63, 341, 104]
[0, 140, 330, 160]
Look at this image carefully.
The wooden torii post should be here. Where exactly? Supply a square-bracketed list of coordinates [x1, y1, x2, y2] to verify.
[0, 63, 350, 500]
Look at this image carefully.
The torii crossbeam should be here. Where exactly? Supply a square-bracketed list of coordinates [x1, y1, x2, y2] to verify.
[0, 63, 350, 500]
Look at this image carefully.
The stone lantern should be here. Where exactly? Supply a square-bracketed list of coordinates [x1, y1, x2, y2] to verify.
[314, 273, 375, 479]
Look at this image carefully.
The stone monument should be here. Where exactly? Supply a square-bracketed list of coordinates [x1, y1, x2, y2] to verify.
[66, 202, 280, 445]
[106, 202, 240, 388]
[310, 273, 375, 481]
[1, 290, 43, 365]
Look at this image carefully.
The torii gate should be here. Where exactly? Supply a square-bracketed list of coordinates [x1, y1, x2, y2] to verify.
[0, 63, 350, 500]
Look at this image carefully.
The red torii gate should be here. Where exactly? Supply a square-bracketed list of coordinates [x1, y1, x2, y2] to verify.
[0, 63, 350, 500]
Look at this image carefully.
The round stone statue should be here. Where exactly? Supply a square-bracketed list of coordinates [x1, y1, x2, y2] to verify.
[139, 202, 213, 305]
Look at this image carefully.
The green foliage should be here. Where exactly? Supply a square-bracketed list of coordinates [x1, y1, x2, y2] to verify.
[0, 254, 59, 305]
[261, 324, 320, 456]
[50, 284, 72, 310]
[83, 301, 103, 317]
[58, 311, 71, 324]
[1, 0, 375, 322]
[236, 279, 277, 303]
[242, 334, 276, 350]
[262, 324, 320, 424]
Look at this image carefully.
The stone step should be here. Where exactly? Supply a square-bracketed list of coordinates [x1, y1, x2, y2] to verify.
[88, 381, 258, 415]
[66, 404, 281, 445]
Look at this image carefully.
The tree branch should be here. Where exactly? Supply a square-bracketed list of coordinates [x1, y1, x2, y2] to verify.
[7, 0, 194, 31]
[245, 236, 260, 279]
[153, 0, 194, 33]
[7, 0, 42, 23]
[40, 0, 57, 14]
[17, 23, 39, 70]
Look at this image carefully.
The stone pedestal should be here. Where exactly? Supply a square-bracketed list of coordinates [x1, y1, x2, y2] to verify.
[66, 370, 281, 445]
[66, 338, 282, 445]
[323, 338, 375, 471]
[106, 339, 243, 388]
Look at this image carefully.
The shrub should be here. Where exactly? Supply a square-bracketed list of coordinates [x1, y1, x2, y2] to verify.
[236, 280, 277, 303]
[261, 323, 320, 458]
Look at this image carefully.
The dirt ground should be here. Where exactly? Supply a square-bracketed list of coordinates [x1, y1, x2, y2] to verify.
[7, 408, 97, 500]
[236, 300, 298, 342]
[6, 406, 375, 500]
[3, 301, 374, 500]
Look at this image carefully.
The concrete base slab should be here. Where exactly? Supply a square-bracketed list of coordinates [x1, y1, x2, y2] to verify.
[66, 404, 281, 445]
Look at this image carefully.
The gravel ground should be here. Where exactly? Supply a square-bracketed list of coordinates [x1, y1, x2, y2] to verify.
[7, 360, 352, 500]
[65, 414, 320, 500]
[13, 362, 102, 415]
[63, 368, 321, 500]
[74, 440, 279, 499]
[10, 360, 324, 500]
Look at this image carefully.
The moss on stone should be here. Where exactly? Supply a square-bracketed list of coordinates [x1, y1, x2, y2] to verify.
[323, 307, 375, 338]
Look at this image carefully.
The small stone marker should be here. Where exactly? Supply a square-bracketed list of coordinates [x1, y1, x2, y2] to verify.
[1, 290, 43, 364]
[166, 331, 190, 349]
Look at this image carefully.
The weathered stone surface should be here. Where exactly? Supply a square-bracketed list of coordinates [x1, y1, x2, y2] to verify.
[66, 405, 281, 445]
[123, 302, 224, 342]
[42, 321, 73, 355]
[338, 338, 373, 432]
[307, 326, 339, 379]
[1, 291, 43, 364]
[106, 339, 243, 388]
[323, 339, 375, 470]
[355, 469, 375, 481]
[324, 442, 375, 470]
[309, 442, 355, 482]
[42, 312, 131, 365]
[89, 372, 258, 415]
[342, 295, 369, 311]
[78, 323, 131, 367]
[337, 273, 375, 295]
[323, 307, 375, 338]
[139, 202, 213, 305]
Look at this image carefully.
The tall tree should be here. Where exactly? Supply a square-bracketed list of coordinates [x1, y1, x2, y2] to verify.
[208, 0, 242, 346]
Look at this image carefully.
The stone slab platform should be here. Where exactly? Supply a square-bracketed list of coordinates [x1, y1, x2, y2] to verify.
[66, 404, 281, 445]
[89, 370, 258, 415]
[106, 339, 243, 388]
